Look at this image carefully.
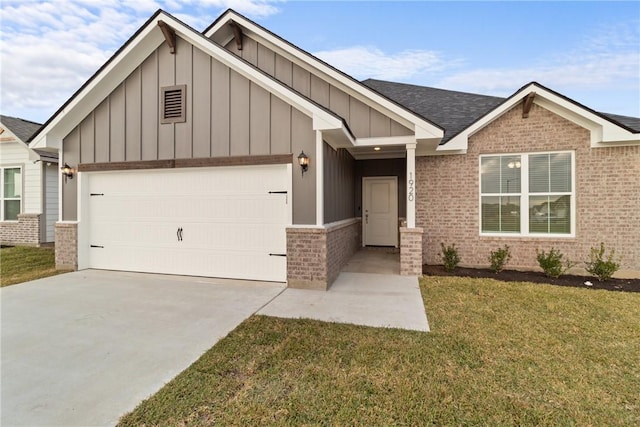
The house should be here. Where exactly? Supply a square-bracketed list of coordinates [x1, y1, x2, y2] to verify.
[0, 115, 58, 246]
[30, 9, 640, 286]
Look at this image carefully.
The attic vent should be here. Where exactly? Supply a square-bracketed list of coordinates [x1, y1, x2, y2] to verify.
[160, 85, 186, 124]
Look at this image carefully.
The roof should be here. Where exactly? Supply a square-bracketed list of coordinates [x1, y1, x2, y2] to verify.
[363, 79, 640, 143]
[0, 115, 42, 142]
[362, 79, 503, 142]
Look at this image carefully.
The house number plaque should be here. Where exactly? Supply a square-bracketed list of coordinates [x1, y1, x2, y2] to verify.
[408, 172, 415, 202]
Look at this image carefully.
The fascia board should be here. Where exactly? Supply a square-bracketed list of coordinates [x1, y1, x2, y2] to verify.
[31, 19, 165, 149]
[165, 17, 343, 132]
[205, 12, 443, 139]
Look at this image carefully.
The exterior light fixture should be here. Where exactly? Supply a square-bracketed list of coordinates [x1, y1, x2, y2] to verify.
[298, 151, 309, 176]
[507, 160, 521, 169]
[374, 147, 381, 151]
[61, 163, 74, 183]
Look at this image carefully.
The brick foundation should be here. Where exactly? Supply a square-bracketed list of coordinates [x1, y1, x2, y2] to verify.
[286, 218, 361, 290]
[0, 213, 41, 246]
[55, 222, 78, 270]
[400, 227, 423, 276]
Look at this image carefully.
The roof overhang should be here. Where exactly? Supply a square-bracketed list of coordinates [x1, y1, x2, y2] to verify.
[31, 10, 352, 151]
[205, 10, 444, 146]
[440, 82, 640, 153]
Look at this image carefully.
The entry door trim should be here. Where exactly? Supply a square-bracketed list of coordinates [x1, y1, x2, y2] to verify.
[362, 176, 398, 247]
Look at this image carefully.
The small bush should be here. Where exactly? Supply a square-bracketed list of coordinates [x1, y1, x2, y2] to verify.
[585, 242, 621, 281]
[536, 247, 575, 278]
[489, 245, 511, 273]
[440, 243, 461, 272]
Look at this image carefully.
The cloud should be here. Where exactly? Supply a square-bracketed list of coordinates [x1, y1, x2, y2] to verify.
[312, 46, 453, 81]
[0, 0, 282, 122]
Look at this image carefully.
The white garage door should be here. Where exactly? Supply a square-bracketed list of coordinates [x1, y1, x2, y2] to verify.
[85, 165, 289, 282]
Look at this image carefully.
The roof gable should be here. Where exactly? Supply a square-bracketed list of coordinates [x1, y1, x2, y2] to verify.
[204, 10, 443, 144]
[30, 10, 351, 152]
[441, 82, 639, 152]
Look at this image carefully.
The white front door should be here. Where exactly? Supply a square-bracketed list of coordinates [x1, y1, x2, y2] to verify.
[84, 164, 290, 282]
[363, 177, 398, 247]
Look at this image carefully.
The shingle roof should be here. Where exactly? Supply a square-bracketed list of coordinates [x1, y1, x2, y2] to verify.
[362, 79, 504, 142]
[0, 115, 42, 143]
[362, 79, 640, 141]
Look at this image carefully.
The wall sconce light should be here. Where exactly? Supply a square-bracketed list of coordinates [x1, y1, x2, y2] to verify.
[61, 163, 74, 183]
[298, 151, 309, 176]
[507, 160, 521, 169]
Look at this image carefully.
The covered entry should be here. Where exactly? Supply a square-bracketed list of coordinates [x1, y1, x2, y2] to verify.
[82, 164, 290, 282]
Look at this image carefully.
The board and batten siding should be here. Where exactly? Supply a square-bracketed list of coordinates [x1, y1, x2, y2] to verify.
[223, 37, 413, 140]
[62, 36, 316, 224]
[44, 162, 58, 242]
[323, 143, 356, 223]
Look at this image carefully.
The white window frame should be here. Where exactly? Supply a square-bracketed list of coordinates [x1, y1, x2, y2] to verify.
[1, 165, 23, 221]
[479, 151, 575, 238]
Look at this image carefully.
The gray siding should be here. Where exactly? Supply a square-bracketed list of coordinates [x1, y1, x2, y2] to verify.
[355, 159, 406, 219]
[62, 36, 317, 224]
[224, 37, 412, 139]
[324, 144, 356, 223]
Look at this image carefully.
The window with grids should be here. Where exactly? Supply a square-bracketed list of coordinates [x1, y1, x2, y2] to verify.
[1, 167, 22, 221]
[480, 152, 573, 236]
[160, 85, 186, 124]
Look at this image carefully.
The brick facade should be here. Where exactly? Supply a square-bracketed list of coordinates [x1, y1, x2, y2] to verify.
[0, 213, 41, 246]
[400, 227, 423, 276]
[287, 218, 361, 290]
[417, 103, 640, 277]
[55, 222, 78, 270]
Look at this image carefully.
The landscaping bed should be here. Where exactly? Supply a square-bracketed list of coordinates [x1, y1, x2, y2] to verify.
[423, 264, 640, 293]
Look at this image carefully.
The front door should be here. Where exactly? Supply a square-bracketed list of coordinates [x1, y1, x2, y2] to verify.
[363, 177, 398, 247]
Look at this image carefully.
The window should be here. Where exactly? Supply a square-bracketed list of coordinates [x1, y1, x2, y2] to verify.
[480, 152, 574, 236]
[160, 85, 186, 124]
[1, 167, 22, 221]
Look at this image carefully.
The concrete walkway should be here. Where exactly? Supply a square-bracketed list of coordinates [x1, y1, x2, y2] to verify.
[0, 270, 285, 427]
[259, 271, 430, 332]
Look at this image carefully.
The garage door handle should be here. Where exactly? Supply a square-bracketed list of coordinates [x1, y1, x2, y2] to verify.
[177, 227, 183, 242]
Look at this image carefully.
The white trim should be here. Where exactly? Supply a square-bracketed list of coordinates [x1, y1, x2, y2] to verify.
[205, 11, 443, 142]
[442, 83, 639, 152]
[315, 130, 324, 226]
[406, 143, 416, 228]
[77, 171, 89, 270]
[478, 150, 576, 238]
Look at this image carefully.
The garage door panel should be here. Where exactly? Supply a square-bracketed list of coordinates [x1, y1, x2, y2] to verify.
[86, 165, 289, 282]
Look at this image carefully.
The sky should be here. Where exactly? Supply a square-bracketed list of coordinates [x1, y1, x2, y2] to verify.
[0, 0, 638, 125]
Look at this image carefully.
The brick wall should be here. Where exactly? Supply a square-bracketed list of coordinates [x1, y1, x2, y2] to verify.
[286, 218, 361, 290]
[0, 213, 41, 246]
[418, 103, 640, 277]
[55, 222, 78, 270]
[400, 227, 423, 276]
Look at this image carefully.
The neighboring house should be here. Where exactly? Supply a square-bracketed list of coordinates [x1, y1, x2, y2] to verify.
[0, 115, 58, 246]
[30, 9, 640, 286]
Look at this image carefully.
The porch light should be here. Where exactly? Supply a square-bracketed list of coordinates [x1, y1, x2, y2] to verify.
[298, 151, 309, 176]
[374, 147, 381, 151]
[507, 160, 521, 169]
[61, 163, 74, 183]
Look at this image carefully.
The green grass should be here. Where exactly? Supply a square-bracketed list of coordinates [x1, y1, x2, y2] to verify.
[118, 277, 640, 426]
[0, 245, 66, 287]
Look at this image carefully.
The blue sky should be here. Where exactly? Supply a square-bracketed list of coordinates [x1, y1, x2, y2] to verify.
[1, 1, 638, 124]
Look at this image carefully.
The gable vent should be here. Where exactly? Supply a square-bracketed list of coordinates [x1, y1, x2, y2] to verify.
[160, 85, 186, 124]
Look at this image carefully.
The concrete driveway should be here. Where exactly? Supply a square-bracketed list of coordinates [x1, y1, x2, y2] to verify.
[0, 270, 284, 427]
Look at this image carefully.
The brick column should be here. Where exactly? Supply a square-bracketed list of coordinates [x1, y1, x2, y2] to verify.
[400, 227, 423, 276]
[55, 222, 78, 270]
[286, 227, 327, 290]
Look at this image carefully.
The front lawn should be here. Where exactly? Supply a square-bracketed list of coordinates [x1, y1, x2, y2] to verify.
[0, 245, 65, 287]
[119, 277, 640, 426]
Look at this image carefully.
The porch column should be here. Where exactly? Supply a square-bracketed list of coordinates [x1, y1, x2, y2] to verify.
[406, 142, 416, 228]
[315, 130, 324, 226]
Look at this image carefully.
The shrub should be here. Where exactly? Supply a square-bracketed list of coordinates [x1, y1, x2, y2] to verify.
[489, 245, 511, 273]
[440, 243, 461, 272]
[585, 242, 621, 281]
[536, 247, 575, 278]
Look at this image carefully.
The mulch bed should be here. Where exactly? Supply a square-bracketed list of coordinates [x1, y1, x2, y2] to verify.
[423, 265, 640, 293]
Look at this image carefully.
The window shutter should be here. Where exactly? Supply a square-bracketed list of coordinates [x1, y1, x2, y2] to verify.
[160, 85, 186, 124]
